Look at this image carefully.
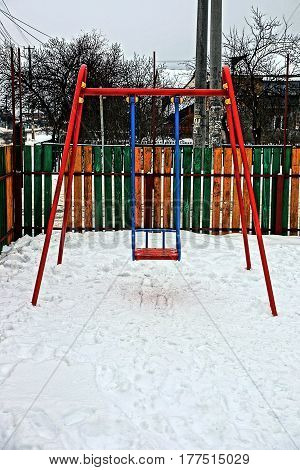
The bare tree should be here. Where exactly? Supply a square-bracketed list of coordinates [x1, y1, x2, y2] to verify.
[0, 32, 173, 143]
[223, 8, 300, 144]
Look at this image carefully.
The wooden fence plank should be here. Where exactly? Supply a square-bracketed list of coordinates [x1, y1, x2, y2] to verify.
[84, 146, 93, 230]
[64, 149, 72, 231]
[182, 146, 192, 230]
[242, 148, 252, 230]
[282, 147, 292, 235]
[192, 147, 202, 232]
[74, 147, 83, 232]
[252, 147, 262, 233]
[202, 147, 212, 233]
[43, 144, 52, 231]
[290, 148, 300, 235]
[212, 147, 222, 234]
[163, 147, 172, 228]
[262, 147, 272, 234]
[114, 146, 123, 230]
[23, 146, 32, 236]
[135, 147, 143, 228]
[0, 147, 6, 251]
[144, 146, 153, 229]
[5, 146, 13, 243]
[34, 145, 42, 235]
[104, 146, 113, 229]
[232, 148, 242, 232]
[222, 147, 232, 233]
[124, 147, 131, 229]
[93, 146, 102, 231]
[173, 147, 182, 228]
[271, 147, 281, 234]
[153, 147, 162, 228]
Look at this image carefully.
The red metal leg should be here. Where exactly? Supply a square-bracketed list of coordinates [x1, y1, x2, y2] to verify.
[225, 103, 251, 270]
[57, 98, 84, 264]
[32, 65, 88, 306]
[222, 66, 278, 316]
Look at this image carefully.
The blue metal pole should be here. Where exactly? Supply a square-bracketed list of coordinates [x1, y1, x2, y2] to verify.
[130, 96, 136, 260]
[174, 97, 181, 260]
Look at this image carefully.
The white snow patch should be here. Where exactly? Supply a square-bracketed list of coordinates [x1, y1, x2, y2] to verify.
[0, 231, 299, 449]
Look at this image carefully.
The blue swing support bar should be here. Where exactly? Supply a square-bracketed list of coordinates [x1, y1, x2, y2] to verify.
[130, 96, 181, 261]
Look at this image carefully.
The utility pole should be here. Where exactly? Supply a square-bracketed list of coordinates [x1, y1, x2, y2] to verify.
[25, 46, 35, 139]
[283, 53, 290, 163]
[209, 0, 223, 146]
[193, 0, 209, 148]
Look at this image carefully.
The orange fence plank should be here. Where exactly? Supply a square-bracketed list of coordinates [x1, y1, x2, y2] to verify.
[242, 148, 253, 229]
[5, 146, 13, 243]
[74, 147, 82, 232]
[222, 147, 232, 233]
[232, 149, 242, 232]
[135, 147, 143, 228]
[84, 146, 93, 230]
[290, 148, 300, 235]
[143, 146, 153, 229]
[153, 147, 162, 228]
[212, 147, 222, 234]
[64, 149, 72, 230]
[163, 147, 172, 228]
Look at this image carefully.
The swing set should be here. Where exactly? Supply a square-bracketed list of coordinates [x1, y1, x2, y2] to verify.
[31, 64, 278, 317]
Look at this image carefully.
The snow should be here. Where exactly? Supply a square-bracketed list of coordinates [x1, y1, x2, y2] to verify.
[0, 231, 300, 450]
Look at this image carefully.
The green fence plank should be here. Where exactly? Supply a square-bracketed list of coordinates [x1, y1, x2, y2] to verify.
[124, 147, 131, 229]
[43, 144, 52, 231]
[114, 146, 123, 230]
[202, 148, 212, 233]
[262, 147, 272, 233]
[192, 147, 202, 232]
[0, 147, 6, 252]
[182, 146, 192, 229]
[271, 147, 281, 234]
[252, 147, 262, 230]
[24, 146, 32, 236]
[94, 146, 103, 231]
[173, 147, 182, 227]
[282, 146, 292, 235]
[34, 145, 42, 236]
[104, 146, 113, 229]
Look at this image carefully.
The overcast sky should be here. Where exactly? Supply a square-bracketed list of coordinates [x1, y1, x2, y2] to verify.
[3, 0, 300, 64]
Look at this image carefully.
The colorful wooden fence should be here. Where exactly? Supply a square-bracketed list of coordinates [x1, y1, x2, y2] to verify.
[0, 144, 300, 255]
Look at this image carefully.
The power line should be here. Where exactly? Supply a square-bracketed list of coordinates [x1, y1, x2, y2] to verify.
[1, 0, 31, 44]
[0, 7, 52, 38]
[0, 18, 18, 44]
[0, 10, 45, 44]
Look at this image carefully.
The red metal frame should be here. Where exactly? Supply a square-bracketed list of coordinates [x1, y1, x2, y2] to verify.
[31, 63, 278, 317]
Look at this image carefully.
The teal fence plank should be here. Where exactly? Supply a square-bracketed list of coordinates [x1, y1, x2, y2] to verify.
[34, 145, 42, 235]
[114, 146, 123, 230]
[124, 147, 131, 229]
[43, 144, 52, 231]
[262, 147, 272, 233]
[24, 146, 32, 236]
[104, 146, 113, 229]
[182, 146, 192, 230]
[271, 147, 281, 234]
[94, 146, 103, 231]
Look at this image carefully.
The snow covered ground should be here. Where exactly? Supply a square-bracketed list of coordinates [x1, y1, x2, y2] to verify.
[0, 231, 299, 450]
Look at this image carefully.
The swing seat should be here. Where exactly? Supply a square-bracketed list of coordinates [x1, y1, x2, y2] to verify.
[134, 248, 179, 261]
